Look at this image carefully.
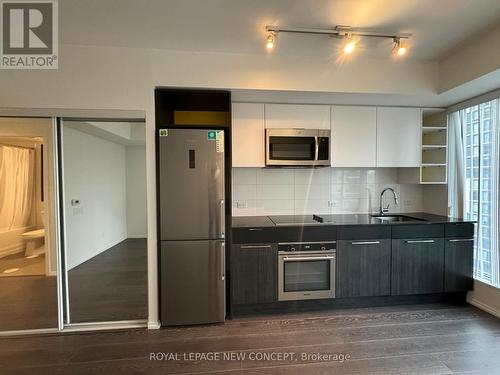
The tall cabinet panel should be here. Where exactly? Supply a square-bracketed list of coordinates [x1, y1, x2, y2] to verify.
[377, 107, 421, 167]
[232, 103, 265, 167]
[444, 238, 474, 292]
[331, 106, 377, 167]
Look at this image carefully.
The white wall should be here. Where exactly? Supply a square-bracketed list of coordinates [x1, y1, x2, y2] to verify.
[232, 168, 423, 216]
[126, 146, 147, 238]
[467, 281, 500, 318]
[63, 127, 127, 270]
[439, 22, 500, 94]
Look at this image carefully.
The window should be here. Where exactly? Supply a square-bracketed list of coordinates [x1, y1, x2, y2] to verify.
[456, 100, 499, 287]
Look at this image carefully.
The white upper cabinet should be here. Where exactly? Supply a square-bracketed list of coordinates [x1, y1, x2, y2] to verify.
[265, 104, 330, 129]
[376, 107, 421, 167]
[231, 103, 265, 167]
[331, 106, 377, 167]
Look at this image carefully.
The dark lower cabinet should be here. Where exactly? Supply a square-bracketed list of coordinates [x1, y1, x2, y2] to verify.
[391, 238, 445, 295]
[336, 239, 391, 298]
[444, 238, 474, 292]
[231, 244, 277, 304]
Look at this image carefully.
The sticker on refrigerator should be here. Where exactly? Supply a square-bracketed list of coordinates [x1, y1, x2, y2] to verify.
[159, 129, 168, 137]
[207, 130, 217, 140]
[216, 131, 224, 153]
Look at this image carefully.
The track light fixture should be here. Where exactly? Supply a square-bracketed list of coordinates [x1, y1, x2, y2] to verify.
[265, 25, 411, 58]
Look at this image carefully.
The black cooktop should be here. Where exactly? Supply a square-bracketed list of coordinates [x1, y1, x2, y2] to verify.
[269, 215, 336, 226]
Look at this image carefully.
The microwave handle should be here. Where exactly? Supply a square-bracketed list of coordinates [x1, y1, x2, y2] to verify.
[314, 136, 319, 161]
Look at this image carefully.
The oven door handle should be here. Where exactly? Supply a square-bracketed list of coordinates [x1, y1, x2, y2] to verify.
[283, 255, 335, 261]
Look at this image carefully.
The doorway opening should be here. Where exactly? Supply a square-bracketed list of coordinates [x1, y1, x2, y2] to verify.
[59, 119, 148, 325]
[0, 117, 58, 332]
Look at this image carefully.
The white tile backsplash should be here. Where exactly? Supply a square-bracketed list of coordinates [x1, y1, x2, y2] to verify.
[256, 168, 294, 185]
[232, 168, 423, 216]
[257, 184, 294, 200]
[294, 168, 331, 185]
[256, 199, 294, 215]
[294, 184, 330, 200]
[294, 199, 331, 215]
[232, 168, 256, 185]
[233, 184, 257, 201]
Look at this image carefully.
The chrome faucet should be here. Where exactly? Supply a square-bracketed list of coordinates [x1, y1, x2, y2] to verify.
[379, 188, 399, 215]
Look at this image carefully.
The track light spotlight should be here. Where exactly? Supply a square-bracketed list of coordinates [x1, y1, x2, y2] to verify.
[341, 32, 356, 55]
[266, 33, 275, 50]
[343, 40, 356, 54]
[393, 37, 407, 56]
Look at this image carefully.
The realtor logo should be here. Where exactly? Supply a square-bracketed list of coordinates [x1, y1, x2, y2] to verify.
[1, 0, 58, 69]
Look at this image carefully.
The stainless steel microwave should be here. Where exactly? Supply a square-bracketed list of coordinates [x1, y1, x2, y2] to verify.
[265, 128, 330, 167]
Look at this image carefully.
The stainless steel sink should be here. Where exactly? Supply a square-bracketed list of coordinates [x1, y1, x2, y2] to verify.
[371, 215, 426, 223]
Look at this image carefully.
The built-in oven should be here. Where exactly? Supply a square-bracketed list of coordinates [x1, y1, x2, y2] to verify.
[266, 128, 330, 167]
[278, 241, 336, 301]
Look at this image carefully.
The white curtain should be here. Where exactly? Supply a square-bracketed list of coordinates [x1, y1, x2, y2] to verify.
[447, 111, 465, 218]
[0, 145, 36, 232]
[483, 100, 500, 287]
[448, 99, 500, 288]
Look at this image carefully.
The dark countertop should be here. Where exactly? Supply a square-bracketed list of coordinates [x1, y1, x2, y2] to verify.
[232, 212, 474, 228]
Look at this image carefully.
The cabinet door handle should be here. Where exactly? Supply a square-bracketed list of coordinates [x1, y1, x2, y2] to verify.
[351, 241, 380, 245]
[248, 228, 263, 231]
[241, 245, 272, 249]
[405, 239, 435, 244]
[448, 238, 474, 242]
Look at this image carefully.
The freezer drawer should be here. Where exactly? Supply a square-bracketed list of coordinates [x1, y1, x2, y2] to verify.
[160, 240, 225, 326]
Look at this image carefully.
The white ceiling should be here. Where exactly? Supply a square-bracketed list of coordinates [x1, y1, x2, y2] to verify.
[60, 0, 500, 60]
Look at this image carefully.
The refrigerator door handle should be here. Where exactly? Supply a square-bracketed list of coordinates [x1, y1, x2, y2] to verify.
[220, 199, 225, 239]
[221, 242, 225, 281]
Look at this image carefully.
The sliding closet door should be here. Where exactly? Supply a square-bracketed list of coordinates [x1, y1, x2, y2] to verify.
[0, 117, 59, 332]
[60, 119, 147, 325]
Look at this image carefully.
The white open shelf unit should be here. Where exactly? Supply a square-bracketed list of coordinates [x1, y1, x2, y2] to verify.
[420, 109, 447, 184]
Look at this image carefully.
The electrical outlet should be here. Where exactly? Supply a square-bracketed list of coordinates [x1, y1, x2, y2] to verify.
[328, 201, 336, 208]
[235, 201, 248, 209]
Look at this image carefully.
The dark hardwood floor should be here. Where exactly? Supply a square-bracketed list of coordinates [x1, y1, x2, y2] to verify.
[68, 238, 148, 323]
[0, 275, 57, 331]
[0, 238, 147, 331]
[1, 303, 500, 374]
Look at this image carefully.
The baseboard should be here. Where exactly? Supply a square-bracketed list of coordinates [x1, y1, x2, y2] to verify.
[467, 297, 500, 319]
[147, 320, 161, 329]
[127, 235, 147, 239]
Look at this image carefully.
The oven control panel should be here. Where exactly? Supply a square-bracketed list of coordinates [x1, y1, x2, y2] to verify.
[278, 241, 336, 253]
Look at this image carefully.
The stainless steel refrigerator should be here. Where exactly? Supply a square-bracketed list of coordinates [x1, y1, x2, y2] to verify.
[158, 128, 226, 326]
